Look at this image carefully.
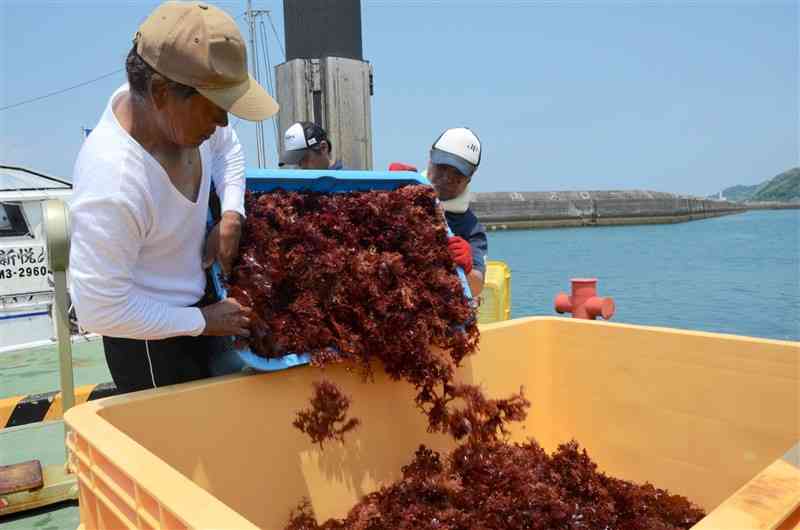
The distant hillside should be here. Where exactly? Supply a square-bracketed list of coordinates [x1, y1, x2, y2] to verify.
[751, 168, 800, 202]
[721, 183, 763, 202]
[718, 168, 800, 202]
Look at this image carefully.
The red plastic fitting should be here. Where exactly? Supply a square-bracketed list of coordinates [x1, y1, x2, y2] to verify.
[388, 162, 418, 172]
[554, 278, 615, 320]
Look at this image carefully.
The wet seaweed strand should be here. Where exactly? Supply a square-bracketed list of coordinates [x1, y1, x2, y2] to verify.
[293, 380, 360, 448]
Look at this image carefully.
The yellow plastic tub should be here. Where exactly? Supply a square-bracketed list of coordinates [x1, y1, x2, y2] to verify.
[64, 317, 800, 530]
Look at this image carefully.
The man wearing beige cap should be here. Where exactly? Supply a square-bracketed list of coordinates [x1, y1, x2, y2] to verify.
[69, 1, 276, 393]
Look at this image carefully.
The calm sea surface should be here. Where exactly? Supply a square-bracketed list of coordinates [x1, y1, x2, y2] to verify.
[488, 209, 799, 341]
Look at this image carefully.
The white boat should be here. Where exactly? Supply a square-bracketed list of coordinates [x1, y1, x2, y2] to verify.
[0, 164, 98, 354]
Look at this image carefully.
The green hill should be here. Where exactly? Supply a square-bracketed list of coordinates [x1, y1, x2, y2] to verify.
[750, 168, 800, 202]
[720, 183, 763, 202]
[719, 168, 800, 202]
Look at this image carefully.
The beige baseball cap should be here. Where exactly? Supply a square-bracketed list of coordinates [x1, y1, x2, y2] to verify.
[134, 1, 278, 121]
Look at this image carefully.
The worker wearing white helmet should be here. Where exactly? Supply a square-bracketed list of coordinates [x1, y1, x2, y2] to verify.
[427, 127, 488, 296]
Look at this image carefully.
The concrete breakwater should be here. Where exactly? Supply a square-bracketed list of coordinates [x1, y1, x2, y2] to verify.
[741, 201, 800, 210]
[470, 190, 746, 230]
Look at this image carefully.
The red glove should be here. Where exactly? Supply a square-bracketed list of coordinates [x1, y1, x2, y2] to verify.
[448, 236, 473, 273]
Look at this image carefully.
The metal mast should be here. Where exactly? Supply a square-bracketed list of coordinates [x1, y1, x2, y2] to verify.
[245, 0, 265, 167]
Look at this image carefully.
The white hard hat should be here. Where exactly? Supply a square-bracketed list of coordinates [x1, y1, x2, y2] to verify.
[430, 127, 481, 178]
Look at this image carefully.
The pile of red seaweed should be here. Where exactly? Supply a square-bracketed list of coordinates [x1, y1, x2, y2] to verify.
[229, 185, 477, 362]
[226, 185, 706, 529]
[286, 440, 706, 530]
[228, 185, 482, 438]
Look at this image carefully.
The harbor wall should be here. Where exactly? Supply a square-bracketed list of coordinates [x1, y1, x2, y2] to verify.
[741, 201, 800, 210]
[469, 190, 747, 230]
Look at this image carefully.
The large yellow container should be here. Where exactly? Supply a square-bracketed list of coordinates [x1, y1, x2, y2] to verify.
[64, 318, 800, 530]
[478, 260, 512, 324]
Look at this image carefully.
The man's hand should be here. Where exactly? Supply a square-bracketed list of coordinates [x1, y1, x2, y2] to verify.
[448, 236, 473, 274]
[203, 211, 243, 277]
[467, 269, 484, 297]
[200, 298, 252, 337]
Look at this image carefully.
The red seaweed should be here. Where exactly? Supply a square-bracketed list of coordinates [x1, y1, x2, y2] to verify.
[228, 185, 482, 437]
[293, 380, 360, 448]
[229, 186, 477, 368]
[224, 185, 706, 529]
[285, 439, 706, 530]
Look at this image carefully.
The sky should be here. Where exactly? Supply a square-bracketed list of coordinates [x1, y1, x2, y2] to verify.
[0, 0, 797, 196]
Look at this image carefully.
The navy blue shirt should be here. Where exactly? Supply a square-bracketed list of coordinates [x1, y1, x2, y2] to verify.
[445, 208, 488, 275]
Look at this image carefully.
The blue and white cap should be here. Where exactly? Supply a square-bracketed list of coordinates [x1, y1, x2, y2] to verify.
[430, 127, 481, 178]
[279, 121, 328, 166]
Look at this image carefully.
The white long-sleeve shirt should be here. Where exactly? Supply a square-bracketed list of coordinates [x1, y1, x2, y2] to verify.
[69, 84, 245, 340]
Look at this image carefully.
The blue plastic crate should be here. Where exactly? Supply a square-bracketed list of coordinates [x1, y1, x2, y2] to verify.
[208, 168, 472, 373]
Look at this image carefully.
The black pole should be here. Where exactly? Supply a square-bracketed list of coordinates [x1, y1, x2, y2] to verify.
[283, 0, 363, 61]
